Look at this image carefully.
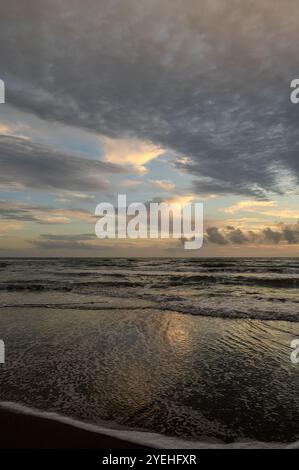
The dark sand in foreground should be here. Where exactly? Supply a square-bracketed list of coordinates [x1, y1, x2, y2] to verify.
[0, 408, 150, 449]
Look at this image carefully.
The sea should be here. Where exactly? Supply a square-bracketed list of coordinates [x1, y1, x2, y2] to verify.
[0, 257, 298, 448]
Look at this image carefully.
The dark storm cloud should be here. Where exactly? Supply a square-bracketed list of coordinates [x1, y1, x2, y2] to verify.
[0, 135, 124, 191]
[205, 223, 299, 245]
[1, 0, 299, 196]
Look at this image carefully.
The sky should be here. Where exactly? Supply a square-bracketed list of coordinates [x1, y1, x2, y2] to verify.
[0, 0, 299, 257]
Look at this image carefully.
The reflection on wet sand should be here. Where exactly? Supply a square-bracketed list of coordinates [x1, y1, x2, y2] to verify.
[0, 306, 298, 444]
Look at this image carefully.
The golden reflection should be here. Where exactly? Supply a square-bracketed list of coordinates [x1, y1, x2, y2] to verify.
[166, 314, 192, 353]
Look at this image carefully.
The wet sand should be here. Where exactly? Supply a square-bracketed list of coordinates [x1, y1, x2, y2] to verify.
[0, 407, 150, 449]
[0, 304, 298, 446]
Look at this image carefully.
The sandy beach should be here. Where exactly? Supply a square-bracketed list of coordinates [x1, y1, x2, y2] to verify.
[0, 406, 150, 449]
[0, 258, 298, 448]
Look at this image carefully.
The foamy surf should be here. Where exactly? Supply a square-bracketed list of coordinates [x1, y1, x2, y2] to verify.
[0, 402, 298, 449]
[1, 258, 299, 322]
[1, 259, 298, 445]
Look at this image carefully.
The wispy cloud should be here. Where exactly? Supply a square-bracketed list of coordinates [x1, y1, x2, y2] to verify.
[224, 200, 299, 219]
[150, 180, 175, 192]
[31, 233, 96, 250]
[224, 200, 278, 214]
[0, 201, 94, 225]
[55, 192, 96, 203]
[0, 135, 125, 192]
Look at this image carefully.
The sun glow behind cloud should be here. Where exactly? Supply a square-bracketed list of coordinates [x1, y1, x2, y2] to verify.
[102, 137, 163, 174]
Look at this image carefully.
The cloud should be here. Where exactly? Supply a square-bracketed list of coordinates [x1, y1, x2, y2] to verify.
[31, 233, 96, 250]
[224, 199, 299, 219]
[206, 226, 228, 245]
[1, 1, 299, 196]
[0, 221, 23, 236]
[55, 192, 96, 203]
[0, 135, 124, 192]
[224, 200, 278, 215]
[102, 137, 163, 174]
[0, 125, 12, 134]
[150, 179, 175, 191]
[205, 222, 299, 245]
[0, 201, 94, 224]
[119, 179, 143, 190]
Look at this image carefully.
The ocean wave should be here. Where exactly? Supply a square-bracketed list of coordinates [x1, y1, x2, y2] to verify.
[2, 276, 298, 291]
[142, 294, 299, 322]
[1, 286, 298, 322]
[0, 279, 144, 292]
[0, 302, 155, 311]
[1, 298, 297, 321]
[166, 274, 299, 288]
[1, 402, 297, 449]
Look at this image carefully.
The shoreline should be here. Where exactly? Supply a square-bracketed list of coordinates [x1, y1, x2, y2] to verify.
[0, 402, 298, 449]
[0, 403, 151, 449]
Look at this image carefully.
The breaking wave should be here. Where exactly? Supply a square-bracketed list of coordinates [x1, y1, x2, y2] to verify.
[1, 402, 298, 449]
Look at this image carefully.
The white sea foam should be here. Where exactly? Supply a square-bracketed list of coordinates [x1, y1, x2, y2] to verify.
[0, 402, 298, 449]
